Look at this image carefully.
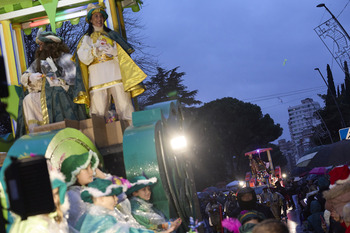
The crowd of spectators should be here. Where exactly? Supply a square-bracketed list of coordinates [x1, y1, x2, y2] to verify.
[198, 164, 350, 233]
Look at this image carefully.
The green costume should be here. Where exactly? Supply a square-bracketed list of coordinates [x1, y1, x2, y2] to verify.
[130, 196, 169, 231]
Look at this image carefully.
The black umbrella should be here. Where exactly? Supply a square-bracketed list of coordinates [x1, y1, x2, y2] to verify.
[291, 166, 310, 177]
[307, 140, 350, 168]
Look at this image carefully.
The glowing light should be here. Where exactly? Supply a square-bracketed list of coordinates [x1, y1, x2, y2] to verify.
[170, 136, 187, 151]
[55, 11, 86, 22]
[239, 181, 245, 186]
[23, 5, 88, 29]
[282, 173, 287, 178]
[29, 19, 50, 28]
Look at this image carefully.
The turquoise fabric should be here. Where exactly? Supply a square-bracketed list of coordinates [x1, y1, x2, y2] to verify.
[130, 196, 167, 231]
[79, 205, 154, 233]
[15, 84, 87, 138]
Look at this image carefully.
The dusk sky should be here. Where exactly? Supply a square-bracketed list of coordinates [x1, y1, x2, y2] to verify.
[131, 0, 350, 141]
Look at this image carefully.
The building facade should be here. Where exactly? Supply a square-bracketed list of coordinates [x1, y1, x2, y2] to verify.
[278, 139, 297, 171]
[288, 98, 321, 160]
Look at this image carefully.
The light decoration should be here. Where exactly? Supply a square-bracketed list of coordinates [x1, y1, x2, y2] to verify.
[22, 5, 87, 29]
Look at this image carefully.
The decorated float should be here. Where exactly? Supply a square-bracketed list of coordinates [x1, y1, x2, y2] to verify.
[244, 148, 280, 187]
[0, 1, 201, 232]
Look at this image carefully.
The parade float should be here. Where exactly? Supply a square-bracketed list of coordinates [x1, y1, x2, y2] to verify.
[0, 1, 201, 232]
[244, 148, 281, 187]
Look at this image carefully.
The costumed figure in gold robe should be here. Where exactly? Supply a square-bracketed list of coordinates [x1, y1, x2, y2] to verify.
[75, 3, 146, 121]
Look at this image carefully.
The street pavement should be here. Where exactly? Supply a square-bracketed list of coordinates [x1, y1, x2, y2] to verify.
[286, 208, 309, 233]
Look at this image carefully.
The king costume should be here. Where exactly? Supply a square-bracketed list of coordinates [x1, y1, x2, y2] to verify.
[16, 30, 87, 137]
[75, 3, 146, 120]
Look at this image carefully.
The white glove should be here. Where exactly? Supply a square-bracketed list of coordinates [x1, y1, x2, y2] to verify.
[94, 39, 107, 50]
[29, 72, 43, 83]
[102, 43, 118, 57]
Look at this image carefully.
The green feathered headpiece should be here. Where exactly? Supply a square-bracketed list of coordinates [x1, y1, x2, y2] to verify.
[60, 150, 99, 187]
[126, 176, 157, 196]
[81, 178, 127, 203]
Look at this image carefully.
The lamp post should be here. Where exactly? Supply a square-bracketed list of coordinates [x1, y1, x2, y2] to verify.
[314, 68, 346, 128]
[316, 3, 350, 41]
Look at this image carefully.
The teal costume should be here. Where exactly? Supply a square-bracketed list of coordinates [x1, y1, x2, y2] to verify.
[79, 205, 154, 233]
[16, 54, 87, 138]
[130, 196, 168, 231]
[78, 178, 153, 233]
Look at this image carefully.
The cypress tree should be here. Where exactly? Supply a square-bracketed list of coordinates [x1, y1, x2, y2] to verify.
[344, 61, 350, 104]
[326, 64, 337, 107]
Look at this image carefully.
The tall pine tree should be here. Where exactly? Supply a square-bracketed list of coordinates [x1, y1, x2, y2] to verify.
[139, 67, 202, 108]
[316, 64, 348, 144]
[326, 64, 337, 107]
[344, 61, 350, 104]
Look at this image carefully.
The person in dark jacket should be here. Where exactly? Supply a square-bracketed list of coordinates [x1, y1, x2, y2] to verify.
[230, 187, 274, 219]
[307, 200, 326, 233]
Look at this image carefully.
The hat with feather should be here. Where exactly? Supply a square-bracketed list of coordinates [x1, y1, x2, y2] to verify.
[35, 28, 62, 44]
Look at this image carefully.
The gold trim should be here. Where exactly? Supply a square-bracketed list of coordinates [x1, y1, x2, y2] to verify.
[27, 119, 45, 125]
[41, 78, 49, 125]
[116, 44, 147, 97]
[88, 79, 122, 92]
[74, 91, 90, 106]
[90, 54, 114, 65]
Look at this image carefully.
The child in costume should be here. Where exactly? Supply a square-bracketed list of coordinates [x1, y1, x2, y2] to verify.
[127, 176, 182, 232]
[10, 170, 70, 233]
[60, 150, 144, 231]
[60, 150, 100, 230]
[79, 178, 175, 233]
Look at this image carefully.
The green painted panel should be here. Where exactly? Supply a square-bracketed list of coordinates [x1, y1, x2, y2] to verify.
[0, 1, 31, 8]
[124, 101, 201, 232]
[132, 108, 162, 127]
[3, 4, 14, 12]
[123, 122, 170, 216]
[1, 85, 22, 121]
[0, 128, 103, 199]
[0, 133, 14, 152]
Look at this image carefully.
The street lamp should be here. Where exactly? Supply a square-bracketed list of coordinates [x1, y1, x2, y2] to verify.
[314, 68, 346, 128]
[316, 3, 350, 41]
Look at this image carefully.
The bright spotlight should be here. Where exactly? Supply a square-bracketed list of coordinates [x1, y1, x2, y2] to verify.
[282, 173, 287, 178]
[170, 136, 187, 151]
[239, 181, 245, 187]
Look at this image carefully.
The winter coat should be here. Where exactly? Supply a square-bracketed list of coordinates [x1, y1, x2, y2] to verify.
[307, 200, 325, 233]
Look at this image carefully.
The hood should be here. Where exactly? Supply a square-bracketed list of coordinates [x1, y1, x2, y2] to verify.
[310, 200, 322, 214]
